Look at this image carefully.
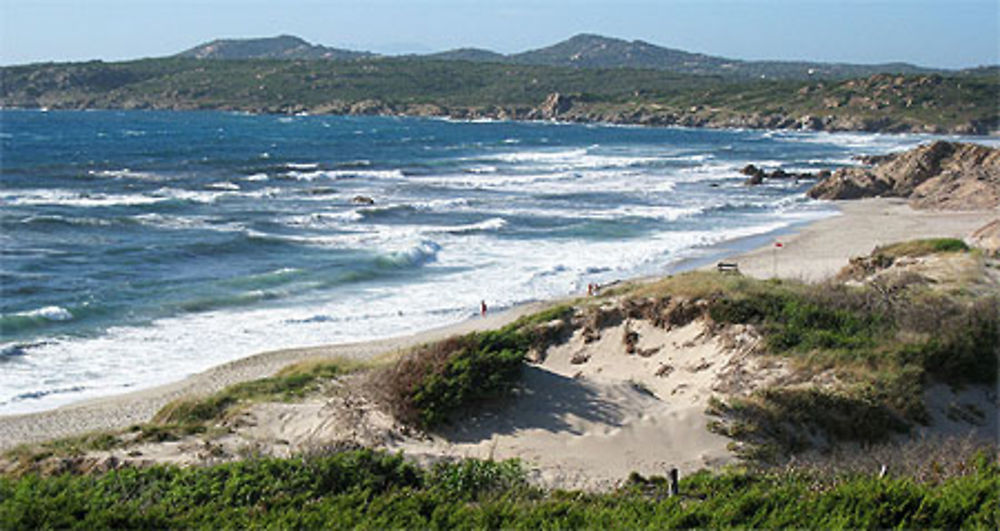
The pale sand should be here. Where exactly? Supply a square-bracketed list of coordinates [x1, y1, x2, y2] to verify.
[1, 198, 994, 457]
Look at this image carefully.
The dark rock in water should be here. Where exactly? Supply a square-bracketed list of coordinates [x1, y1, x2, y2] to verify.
[741, 164, 822, 186]
[352, 195, 375, 205]
[808, 141, 1000, 209]
[740, 164, 765, 178]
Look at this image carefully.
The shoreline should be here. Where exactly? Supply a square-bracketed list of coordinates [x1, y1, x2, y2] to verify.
[4, 106, 998, 138]
[0, 197, 994, 451]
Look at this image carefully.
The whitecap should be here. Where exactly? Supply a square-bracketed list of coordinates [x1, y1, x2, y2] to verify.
[437, 217, 508, 234]
[205, 181, 241, 191]
[286, 162, 319, 170]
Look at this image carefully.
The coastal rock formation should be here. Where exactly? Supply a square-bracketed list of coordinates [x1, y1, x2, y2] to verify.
[536, 92, 574, 119]
[807, 141, 1000, 209]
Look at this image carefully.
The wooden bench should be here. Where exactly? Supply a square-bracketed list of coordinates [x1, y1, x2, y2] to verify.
[716, 262, 740, 274]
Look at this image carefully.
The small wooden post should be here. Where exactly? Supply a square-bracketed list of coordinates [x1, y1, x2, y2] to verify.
[668, 468, 679, 497]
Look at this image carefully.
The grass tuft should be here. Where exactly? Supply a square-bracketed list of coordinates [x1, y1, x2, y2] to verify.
[153, 357, 370, 425]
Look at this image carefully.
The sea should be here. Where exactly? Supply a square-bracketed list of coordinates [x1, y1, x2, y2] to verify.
[0, 109, 984, 415]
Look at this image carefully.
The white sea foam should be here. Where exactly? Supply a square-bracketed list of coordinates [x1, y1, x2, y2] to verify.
[19, 306, 73, 321]
[5, 189, 166, 207]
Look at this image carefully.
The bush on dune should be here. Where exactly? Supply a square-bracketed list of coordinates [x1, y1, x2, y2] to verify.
[375, 305, 573, 428]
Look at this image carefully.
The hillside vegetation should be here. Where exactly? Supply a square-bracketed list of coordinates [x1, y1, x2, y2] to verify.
[2, 57, 996, 134]
[173, 33, 945, 81]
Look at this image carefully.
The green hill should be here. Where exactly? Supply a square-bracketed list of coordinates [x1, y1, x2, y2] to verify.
[175, 35, 374, 61]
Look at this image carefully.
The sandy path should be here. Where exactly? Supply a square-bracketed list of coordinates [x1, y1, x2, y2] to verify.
[1, 198, 993, 451]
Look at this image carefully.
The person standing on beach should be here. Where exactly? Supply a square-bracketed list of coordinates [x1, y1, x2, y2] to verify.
[481, 300, 487, 317]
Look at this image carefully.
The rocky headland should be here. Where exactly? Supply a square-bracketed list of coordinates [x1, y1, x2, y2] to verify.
[808, 141, 1000, 209]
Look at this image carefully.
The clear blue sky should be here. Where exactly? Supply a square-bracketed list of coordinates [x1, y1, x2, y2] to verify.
[1, 0, 997, 68]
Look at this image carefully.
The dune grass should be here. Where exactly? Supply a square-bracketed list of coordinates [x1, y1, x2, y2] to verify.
[874, 238, 970, 258]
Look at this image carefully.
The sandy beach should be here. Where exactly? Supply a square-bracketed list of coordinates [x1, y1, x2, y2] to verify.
[1, 197, 995, 459]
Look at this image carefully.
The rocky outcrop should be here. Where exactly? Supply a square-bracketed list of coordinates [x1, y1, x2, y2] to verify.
[536, 92, 574, 119]
[807, 141, 1000, 209]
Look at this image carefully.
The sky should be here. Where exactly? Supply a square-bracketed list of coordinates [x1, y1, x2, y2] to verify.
[1, 0, 997, 69]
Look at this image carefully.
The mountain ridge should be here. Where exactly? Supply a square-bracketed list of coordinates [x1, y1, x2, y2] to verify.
[171, 33, 952, 80]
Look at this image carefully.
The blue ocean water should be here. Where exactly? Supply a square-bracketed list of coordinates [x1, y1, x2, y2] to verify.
[0, 110, 952, 413]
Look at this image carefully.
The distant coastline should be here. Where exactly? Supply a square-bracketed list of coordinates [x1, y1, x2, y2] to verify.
[3, 94, 996, 137]
[2, 53, 996, 136]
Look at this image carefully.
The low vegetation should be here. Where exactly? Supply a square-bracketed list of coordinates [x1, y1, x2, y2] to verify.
[1, 448, 996, 529]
